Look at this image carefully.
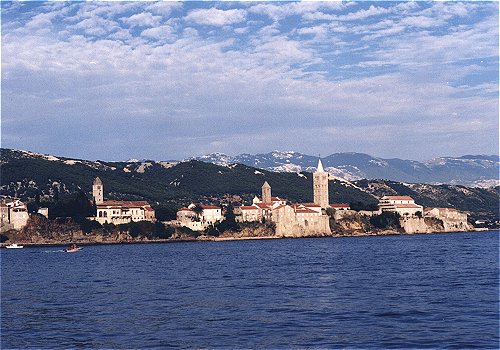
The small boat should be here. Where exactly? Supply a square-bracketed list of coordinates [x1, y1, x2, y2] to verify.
[6, 243, 23, 249]
[64, 244, 82, 253]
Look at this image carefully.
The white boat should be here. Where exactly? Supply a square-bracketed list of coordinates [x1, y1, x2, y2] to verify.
[6, 243, 23, 249]
[64, 244, 82, 253]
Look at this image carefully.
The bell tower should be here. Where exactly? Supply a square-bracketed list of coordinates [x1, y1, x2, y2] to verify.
[313, 159, 329, 208]
[262, 181, 272, 204]
[93, 177, 104, 204]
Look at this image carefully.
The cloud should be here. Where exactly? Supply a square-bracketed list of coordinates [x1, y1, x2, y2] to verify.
[141, 25, 176, 40]
[1, 1, 498, 160]
[184, 8, 246, 26]
[121, 12, 161, 28]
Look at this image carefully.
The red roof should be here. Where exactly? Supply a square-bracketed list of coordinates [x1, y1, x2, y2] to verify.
[178, 207, 193, 212]
[295, 208, 318, 214]
[393, 204, 422, 208]
[254, 203, 271, 209]
[98, 200, 151, 208]
[239, 206, 259, 211]
[301, 203, 321, 207]
[383, 196, 414, 200]
[330, 203, 350, 208]
[199, 204, 220, 209]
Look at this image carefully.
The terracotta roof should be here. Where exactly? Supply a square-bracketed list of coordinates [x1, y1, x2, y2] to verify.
[435, 207, 457, 211]
[330, 203, 350, 207]
[254, 203, 271, 209]
[178, 207, 193, 212]
[295, 208, 318, 214]
[99, 200, 150, 208]
[273, 204, 288, 210]
[239, 206, 259, 211]
[301, 203, 321, 207]
[199, 204, 220, 209]
[393, 204, 422, 208]
[383, 196, 414, 200]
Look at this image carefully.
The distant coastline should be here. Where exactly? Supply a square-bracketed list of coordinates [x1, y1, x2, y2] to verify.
[1, 228, 494, 248]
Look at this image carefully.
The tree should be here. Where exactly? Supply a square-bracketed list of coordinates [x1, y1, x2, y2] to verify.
[370, 211, 401, 229]
[213, 204, 239, 233]
[153, 204, 178, 221]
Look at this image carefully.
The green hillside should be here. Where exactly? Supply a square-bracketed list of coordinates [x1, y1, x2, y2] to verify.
[0, 149, 377, 209]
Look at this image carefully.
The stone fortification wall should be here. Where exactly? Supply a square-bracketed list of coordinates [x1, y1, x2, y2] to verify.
[399, 216, 470, 233]
[275, 215, 330, 238]
[441, 218, 471, 232]
[400, 217, 433, 234]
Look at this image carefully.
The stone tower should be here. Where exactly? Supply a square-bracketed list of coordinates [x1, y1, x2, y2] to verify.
[93, 177, 104, 204]
[262, 181, 272, 204]
[313, 159, 329, 208]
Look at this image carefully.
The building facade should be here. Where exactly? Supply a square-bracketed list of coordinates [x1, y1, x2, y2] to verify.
[234, 179, 331, 236]
[175, 203, 224, 231]
[0, 197, 29, 230]
[89, 178, 155, 225]
[313, 159, 329, 208]
[93, 177, 104, 204]
[378, 196, 424, 216]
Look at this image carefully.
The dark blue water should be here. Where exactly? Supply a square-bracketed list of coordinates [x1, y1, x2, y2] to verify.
[2, 231, 499, 349]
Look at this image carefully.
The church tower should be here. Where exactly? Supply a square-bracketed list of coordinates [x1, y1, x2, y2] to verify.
[93, 177, 104, 204]
[313, 159, 329, 208]
[262, 181, 272, 204]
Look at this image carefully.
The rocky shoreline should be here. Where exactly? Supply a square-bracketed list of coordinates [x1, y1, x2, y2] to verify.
[2, 228, 492, 248]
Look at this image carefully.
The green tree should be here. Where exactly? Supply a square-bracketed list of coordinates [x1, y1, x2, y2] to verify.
[370, 211, 401, 229]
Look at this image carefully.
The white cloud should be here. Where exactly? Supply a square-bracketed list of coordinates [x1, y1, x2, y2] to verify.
[1, 1, 498, 160]
[146, 2, 182, 16]
[121, 12, 161, 28]
[185, 8, 246, 26]
[141, 25, 176, 40]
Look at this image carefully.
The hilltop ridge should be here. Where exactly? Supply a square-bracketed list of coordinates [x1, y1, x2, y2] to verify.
[1, 148, 499, 223]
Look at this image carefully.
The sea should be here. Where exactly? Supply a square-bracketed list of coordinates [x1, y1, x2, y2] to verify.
[1, 231, 499, 349]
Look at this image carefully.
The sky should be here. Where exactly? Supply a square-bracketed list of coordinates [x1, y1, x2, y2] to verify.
[1, 1, 498, 161]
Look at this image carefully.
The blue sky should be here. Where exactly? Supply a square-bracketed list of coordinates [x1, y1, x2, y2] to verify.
[1, 1, 498, 161]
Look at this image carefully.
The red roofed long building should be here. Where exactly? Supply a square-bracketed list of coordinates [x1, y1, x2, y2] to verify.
[91, 177, 155, 225]
[378, 195, 423, 216]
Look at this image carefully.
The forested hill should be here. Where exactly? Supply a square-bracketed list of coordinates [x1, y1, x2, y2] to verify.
[0, 148, 377, 210]
[1, 149, 498, 221]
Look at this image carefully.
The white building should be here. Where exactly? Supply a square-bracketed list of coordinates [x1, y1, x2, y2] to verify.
[0, 198, 29, 230]
[175, 203, 224, 231]
[378, 196, 424, 216]
[94, 200, 155, 225]
[90, 177, 155, 225]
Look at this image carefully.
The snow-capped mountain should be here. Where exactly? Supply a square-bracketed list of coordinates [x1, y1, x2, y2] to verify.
[191, 151, 499, 187]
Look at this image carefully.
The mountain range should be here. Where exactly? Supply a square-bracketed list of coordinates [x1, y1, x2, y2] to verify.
[1, 148, 498, 222]
[192, 151, 499, 187]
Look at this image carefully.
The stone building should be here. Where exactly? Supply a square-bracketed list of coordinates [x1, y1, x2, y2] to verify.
[313, 159, 329, 208]
[234, 159, 331, 236]
[425, 207, 470, 231]
[89, 177, 155, 225]
[175, 203, 223, 231]
[0, 197, 29, 230]
[92, 177, 104, 204]
[378, 195, 423, 216]
[330, 203, 351, 211]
